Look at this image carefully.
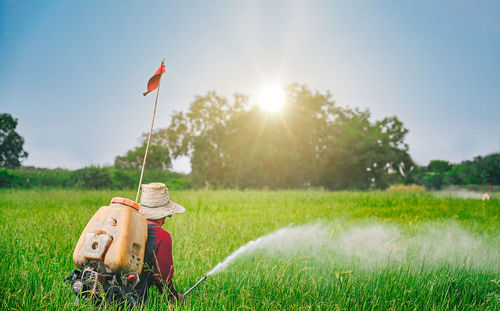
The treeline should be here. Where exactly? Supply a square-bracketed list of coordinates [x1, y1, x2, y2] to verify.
[116, 84, 499, 190]
[409, 153, 500, 190]
[119, 84, 413, 190]
[2, 84, 497, 191]
[0, 166, 191, 190]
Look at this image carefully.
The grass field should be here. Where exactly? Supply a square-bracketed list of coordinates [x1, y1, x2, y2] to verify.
[0, 189, 499, 310]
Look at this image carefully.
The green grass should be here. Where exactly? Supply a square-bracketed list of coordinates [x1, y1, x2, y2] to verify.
[0, 189, 499, 310]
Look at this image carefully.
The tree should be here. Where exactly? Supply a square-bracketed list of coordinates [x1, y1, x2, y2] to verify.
[443, 153, 500, 186]
[0, 113, 28, 168]
[427, 160, 452, 174]
[408, 153, 500, 188]
[155, 84, 413, 189]
[319, 107, 412, 189]
[480, 153, 500, 184]
[114, 135, 172, 170]
[153, 91, 247, 186]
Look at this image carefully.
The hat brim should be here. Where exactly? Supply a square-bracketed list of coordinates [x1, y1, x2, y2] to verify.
[139, 201, 186, 220]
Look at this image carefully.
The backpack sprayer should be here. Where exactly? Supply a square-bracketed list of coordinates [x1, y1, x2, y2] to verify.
[65, 60, 178, 306]
[66, 197, 147, 306]
[66, 59, 217, 304]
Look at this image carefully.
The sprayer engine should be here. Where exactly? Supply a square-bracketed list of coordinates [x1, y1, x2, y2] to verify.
[67, 197, 148, 306]
[65, 266, 140, 306]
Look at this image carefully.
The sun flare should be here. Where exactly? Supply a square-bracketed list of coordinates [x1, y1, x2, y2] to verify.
[257, 85, 286, 113]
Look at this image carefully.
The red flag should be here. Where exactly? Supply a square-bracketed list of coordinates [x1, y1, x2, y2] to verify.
[143, 60, 166, 96]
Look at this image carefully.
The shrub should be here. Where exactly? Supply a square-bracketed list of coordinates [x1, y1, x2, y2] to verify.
[387, 184, 426, 194]
[110, 169, 136, 189]
[0, 166, 193, 190]
[0, 169, 24, 187]
[13, 167, 71, 187]
[423, 173, 444, 190]
[69, 166, 113, 189]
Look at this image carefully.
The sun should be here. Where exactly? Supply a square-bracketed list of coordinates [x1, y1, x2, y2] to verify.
[257, 85, 286, 113]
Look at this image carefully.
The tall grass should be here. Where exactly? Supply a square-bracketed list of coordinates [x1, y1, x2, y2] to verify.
[0, 189, 498, 310]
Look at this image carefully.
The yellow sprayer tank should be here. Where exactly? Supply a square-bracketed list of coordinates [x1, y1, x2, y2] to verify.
[73, 197, 147, 274]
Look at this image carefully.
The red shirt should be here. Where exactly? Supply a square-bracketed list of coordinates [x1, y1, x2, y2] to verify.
[145, 221, 178, 298]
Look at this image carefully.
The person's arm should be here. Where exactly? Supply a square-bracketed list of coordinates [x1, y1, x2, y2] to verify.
[152, 231, 182, 302]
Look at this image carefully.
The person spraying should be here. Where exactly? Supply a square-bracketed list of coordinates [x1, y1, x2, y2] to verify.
[66, 60, 187, 307]
[135, 182, 185, 304]
[66, 182, 185, 307]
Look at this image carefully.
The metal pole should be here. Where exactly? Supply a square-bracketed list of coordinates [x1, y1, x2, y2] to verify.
[135, 76, 162, 203]
[183, 275, 207, 296]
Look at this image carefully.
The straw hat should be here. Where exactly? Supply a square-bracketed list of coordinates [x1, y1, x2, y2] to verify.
[139, 183, 185, 220]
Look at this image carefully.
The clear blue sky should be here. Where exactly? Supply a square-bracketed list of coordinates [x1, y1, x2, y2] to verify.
[1, 1, 499, 172]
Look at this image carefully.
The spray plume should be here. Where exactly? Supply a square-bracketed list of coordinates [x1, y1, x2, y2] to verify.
[207, 224, 293, 275]
[184, 221, 498, 296]
[208, 222, 499, 274]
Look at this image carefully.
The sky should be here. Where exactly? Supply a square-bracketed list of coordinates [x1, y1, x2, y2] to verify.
[1, 1, 499, 173]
